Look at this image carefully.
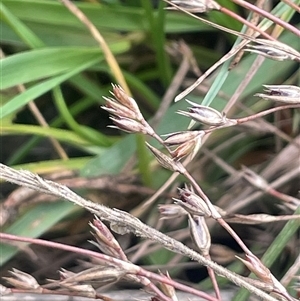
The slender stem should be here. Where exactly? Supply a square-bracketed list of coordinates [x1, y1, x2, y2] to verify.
[280, 0, 300, 13]
[204, 103, 300, 135]
[231, 0, 300, 37]
[219, 7, 275, 40]
[0, 164, 280, 301]
[59, 0, 130, 94]
[0, 232, 219, 301]
[236, 103, 300, 124]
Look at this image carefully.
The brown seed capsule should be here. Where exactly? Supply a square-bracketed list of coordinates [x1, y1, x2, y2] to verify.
[177, 100, 227, 126]
[255, 85, 300, 103]
[109, 116, 146, 134]
[146, 142, 184, 173]
[158, 204, 187, 219]
[3, 269, 40, 290]
[164, 130, 202, 145]
[188, 215, 211, 256]
[111, 84, 143, 119]
[236, 254, 273, 285]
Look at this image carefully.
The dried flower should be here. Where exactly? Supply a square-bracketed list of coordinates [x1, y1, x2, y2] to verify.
[146, 142, 184, 173]
[236, 254, 273, 284]
[158, 204, 187, 219]
[188, 215, 211, 256]
[163, 130, 205, 161]
[174, 133, 204, 161]
[159, 271, 178, 301]
[163, 130, 202, 145]
[102, 97, 137, 120]
[255, 85, 300, 103]
[166, 0, 220, 13]
[89, 216, 127, 260]
[177, 100, 227, 126]
[175, 187, 211, 216]
[59, 282, 96, 297]
[60, 266, 124, 285]
[102, 84, 156, 136]
[244, 44, 296, 61]
[246, 39, 300, 62]
[108, 116, 147, 134]
[3, 269, 40, 290]
[111, 84, 143, 120]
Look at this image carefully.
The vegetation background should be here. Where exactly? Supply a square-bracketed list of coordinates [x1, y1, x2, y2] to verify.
[0, 0, 299, 300]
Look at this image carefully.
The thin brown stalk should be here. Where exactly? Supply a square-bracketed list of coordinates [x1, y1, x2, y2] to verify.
[0, 233, 215, 301]
[229, 0, 264, 68]
[219, 6, 275, 41]
[228, 165, 300, 213]
[225, 55, 265, 114]
[231, 0, 300, 37]
[164, 0, 274, 40]
[0, 164, 280, 301]
[59, 0, 130, 95]
[280, 0, 300, 13]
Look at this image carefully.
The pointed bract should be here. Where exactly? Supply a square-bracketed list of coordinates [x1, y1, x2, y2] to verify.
[177, 100, 227, 126]
[255, 85, 300, 103]
[188, 215, 211, 255]
[166, 0, 220, 13]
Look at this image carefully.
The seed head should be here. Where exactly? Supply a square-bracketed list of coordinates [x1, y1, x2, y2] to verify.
[244, 44, 296, 61]
[177, 100, 227, 126]
[108, 116, 147, 134]
[188, 215, 211, 256]
[146, 142, 185, 173]
[164, 130, 205, 161]
[246, 39, 300, 62]
[236, 254, 273, 284]
[255, 85, 300, 104]
[111, 84, 143, 120]
[158, 204, 187, 219]
[166, 0, 220, 13]
[175, 187, 211, 216]
[3, 269, 40, 290]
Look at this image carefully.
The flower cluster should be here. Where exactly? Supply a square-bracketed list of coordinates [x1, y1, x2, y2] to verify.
[102, 84, 155, 136]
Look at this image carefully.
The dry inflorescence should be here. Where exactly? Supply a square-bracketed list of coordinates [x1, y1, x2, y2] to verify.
[1, 0, 300, 301]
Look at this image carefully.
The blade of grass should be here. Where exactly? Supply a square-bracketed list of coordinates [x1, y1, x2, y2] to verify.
[2, 124, 100, 148]
[0, 202, 79, 266]
[1, 45, 129, 90]
[0, 2, 44, 48]
[6, 97, 98, 165]
[52, 87, 112, 147]
[10, 157, 92, 174]
[2, 0, 210, 34]
[0, 58, 100, 119]
[141, 0, 172, 86]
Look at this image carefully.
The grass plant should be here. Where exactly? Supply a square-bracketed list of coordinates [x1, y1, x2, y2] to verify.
[0, 0, 299, 300]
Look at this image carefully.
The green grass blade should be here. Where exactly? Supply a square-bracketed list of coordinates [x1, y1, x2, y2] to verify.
[0, 202, 79, 266]
[0, 2, 44, 48]
[2, 124, 96, 147]
[1, 47, 104, 90]
[0, 58, 100, 119]
[52, 87, 112, 147]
